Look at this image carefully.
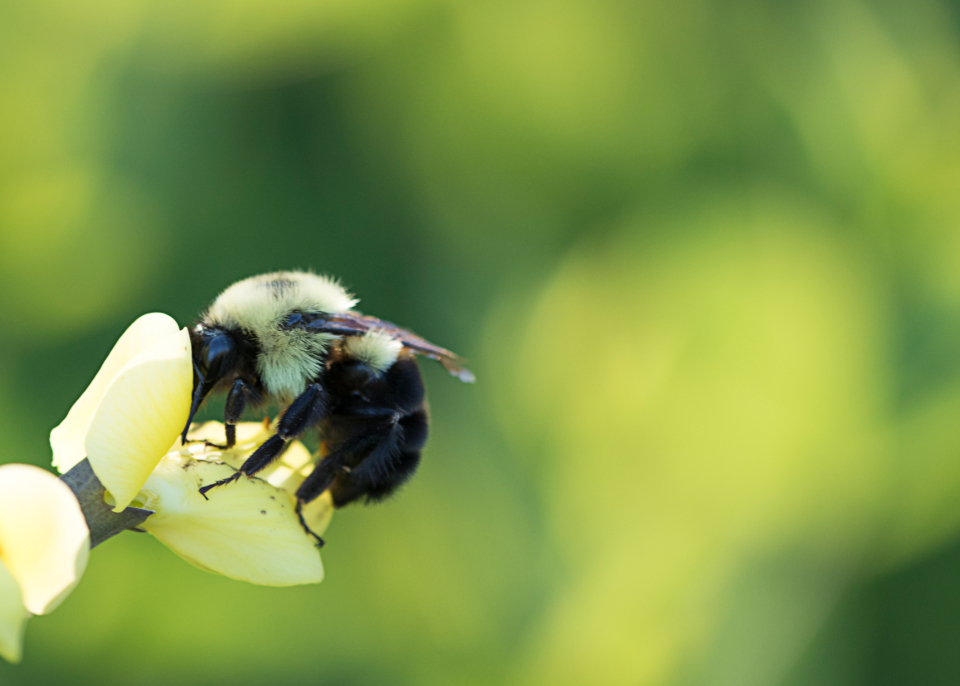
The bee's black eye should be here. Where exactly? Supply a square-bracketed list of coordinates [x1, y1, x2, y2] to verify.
[199, 333, 237, 378]
[282, 312, 304, 328]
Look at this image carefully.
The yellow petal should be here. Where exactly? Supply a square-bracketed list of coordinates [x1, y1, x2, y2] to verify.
[263, 440, 313, 487]
[185, 421, 270, 453]
[181, 421, 277, 473]
[0, 559, 29, 664]
[85, 327, 193, 511]
[50, 313, 182, 473]
[179, 425, 333, 540]
[263, 448, 333, 536]
[0, 465, 90, 616]
[184, 422, 317, 490]
[278, 441, 312, 470]
[140, 454, 324, 586]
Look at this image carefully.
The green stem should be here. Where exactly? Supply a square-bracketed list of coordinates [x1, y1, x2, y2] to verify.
[60, 459, 154, 548]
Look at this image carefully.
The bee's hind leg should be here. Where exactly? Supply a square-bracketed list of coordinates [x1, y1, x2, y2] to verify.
[295, 499, 326, 548]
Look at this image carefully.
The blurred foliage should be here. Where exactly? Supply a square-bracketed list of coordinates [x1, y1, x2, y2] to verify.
[3, 0, 960, 684]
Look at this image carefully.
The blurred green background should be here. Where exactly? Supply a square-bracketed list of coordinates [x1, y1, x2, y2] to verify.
[4, 0, 960, 684]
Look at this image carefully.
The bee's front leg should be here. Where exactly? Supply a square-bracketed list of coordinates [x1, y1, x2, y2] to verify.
[201, 378, 256, 449]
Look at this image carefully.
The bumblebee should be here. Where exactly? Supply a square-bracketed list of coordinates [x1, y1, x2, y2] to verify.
[183, 271, 473, 542]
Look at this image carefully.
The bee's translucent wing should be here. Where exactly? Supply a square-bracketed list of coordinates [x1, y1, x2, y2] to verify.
[289, 312, 475, 383]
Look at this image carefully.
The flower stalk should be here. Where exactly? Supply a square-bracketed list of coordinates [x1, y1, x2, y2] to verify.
[58, 459, 154, 548]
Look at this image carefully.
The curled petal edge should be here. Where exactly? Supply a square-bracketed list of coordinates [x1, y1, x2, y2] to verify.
[50, 313, 182, 473]
[85, 327, 193, 512]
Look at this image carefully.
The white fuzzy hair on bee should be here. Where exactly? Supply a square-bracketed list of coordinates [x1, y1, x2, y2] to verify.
[203, 271, 359, 401]
[186, 269, 472, 532]
[344, 331, 403, 373]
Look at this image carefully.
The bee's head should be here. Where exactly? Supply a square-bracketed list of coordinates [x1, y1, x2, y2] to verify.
[182, 325, 240, 442]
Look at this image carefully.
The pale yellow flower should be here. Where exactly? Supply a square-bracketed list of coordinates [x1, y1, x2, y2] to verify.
[50, 314, 331, 587]
[0, 464, 90, 664]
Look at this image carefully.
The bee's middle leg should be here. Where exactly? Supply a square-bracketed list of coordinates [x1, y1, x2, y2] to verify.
[198, 383, 326, 498]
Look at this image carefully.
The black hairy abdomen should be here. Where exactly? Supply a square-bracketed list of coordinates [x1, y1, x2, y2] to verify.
[301, 355, 430, 508]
